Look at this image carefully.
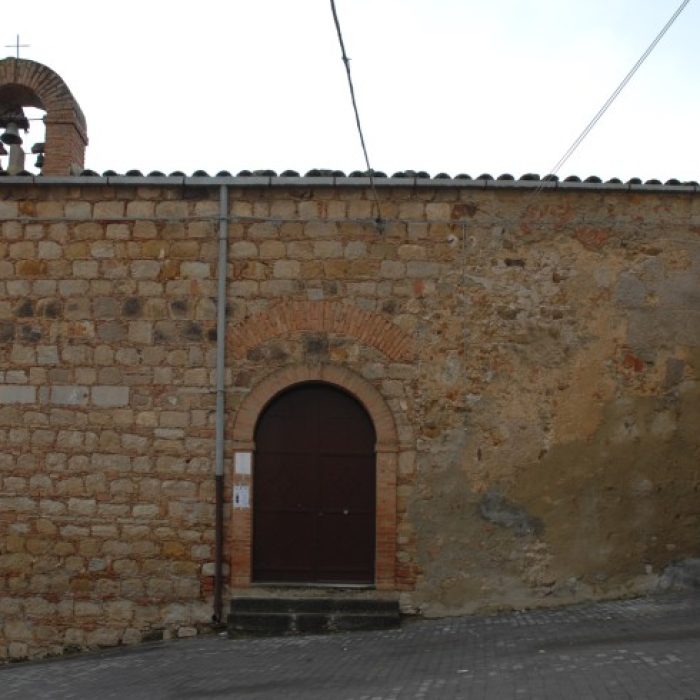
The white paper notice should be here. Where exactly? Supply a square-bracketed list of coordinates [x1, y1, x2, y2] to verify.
[233, 485, 250, 509]
[234, 452, 252, 475]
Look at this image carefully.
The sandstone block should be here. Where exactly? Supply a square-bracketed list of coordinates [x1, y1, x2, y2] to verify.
[59, 279, 90, 297]
[8, 642, 28, 659]
[91, 385, 130, 408]
[94, 201, 125, 218]
[91, 297, 119, 319]
[406, 261, 441, 278]
[38, 240, 62, 259]
[36, 346, 59, 365]
[231, 240, 258, 258]
[50, 386, 89, 406]
[273, 260, 300, 279]
[106, 224, 130, 240]
[248, 222, 277, 239]
[155, 201, 188, 218]
[7, 343, 36, 366]
[97, 321, 127, 342]
[0, 385, 36, 404]
[68, 498, 97, 516]
[306, 221, 337, 238]
[127, 201, 155, 218]
[0, 201, 19, 217]
[105, 600, 135, 622]
[133, 221, 157, 239]
[181, 261, 210, 278]
[398, 244, 427, 260]
[131, 260, 161, 279]
[91, 241, 115, 258]
[128, 321, 153, 345]
[133, 504, 159, 518]
[86, 628, 121, 648]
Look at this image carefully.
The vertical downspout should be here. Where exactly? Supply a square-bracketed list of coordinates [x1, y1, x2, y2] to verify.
[213, 184, 229, 624]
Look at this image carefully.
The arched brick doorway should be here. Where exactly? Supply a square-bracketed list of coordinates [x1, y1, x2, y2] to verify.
[253, 383, 376, 584]
[231, 364, 399, 590]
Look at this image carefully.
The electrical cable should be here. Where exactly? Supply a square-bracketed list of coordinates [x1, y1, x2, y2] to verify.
[329, 0, 383, 228]
[542, 0, 692, 186]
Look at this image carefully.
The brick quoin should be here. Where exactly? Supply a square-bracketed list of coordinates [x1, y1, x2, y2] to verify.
[0, 58, 88, 175]
[231, 300, 416, 362]
[230, 363, 407, 590]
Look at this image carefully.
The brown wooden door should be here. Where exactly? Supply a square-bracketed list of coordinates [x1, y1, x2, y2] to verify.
[253, 383, 376, 583]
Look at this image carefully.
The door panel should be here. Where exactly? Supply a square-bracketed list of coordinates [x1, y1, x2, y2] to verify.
[253, 383, 376, 584]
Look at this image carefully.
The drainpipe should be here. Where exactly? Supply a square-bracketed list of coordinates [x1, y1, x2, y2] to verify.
[213, 184, 229, 624]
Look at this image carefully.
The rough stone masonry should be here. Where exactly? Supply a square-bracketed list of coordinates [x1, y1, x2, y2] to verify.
[0, 175, 698, 661]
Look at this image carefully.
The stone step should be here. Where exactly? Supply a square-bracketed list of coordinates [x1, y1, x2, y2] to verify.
[227, 597, 401, 637]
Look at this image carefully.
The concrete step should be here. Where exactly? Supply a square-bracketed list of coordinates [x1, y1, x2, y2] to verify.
[227, 597, 401, 637]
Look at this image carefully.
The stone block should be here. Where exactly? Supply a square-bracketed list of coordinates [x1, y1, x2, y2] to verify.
[128, 321, 153, 345]
[406, 261, 441, 278]
[380, 260, 405, 279]
[106, 223, 130, 240]
[86, 628, 121, 648]
[91, 241, 115, 258]
[231, 240, 258, 258]
[306, 221, 337, 238]
[8, 642, 28, 659]
[133, 504, 159, 518]
[127, 201, 155, 218]
[0, 385, 36, 404]
[181, 261, 210, 278]
[94, 201, 125, 218]
[36, 346, 59, 365]
[10, 344, 36, 365]
[50, 386, 89, 406]
[97, 321, 127, 342]
[248, 222, 277, 239]
[133, 221, 157, 239]
[131, 260, 161, 279]
[0, 201, 19, 217]
[156, 201, 188, 218]
[91, 386, 130, 407]
[273, 260, 301, 279]
[38, 240, 63, 259]
[398, 244, 427, 260]
[93, 297, 120, 318]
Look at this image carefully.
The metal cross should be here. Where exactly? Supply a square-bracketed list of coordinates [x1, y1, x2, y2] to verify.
[5, 35, 29, 59]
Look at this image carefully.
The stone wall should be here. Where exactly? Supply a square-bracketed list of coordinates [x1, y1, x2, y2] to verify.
[1, 179, 698, 659]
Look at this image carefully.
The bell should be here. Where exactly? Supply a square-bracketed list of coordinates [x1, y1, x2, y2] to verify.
[1, 122, 22, 146]
[35, 153, 44, 169]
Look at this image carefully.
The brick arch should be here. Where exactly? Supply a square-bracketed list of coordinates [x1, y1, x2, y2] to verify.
[230, 363, 401, 590]
[0, 58, 88, 175]
[232, 300, 415, 362]
[232, 363, 398, 450]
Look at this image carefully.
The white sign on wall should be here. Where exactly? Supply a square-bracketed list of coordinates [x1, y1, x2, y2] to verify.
[233, 485, 250, 509]
[234, 452, 252, 475]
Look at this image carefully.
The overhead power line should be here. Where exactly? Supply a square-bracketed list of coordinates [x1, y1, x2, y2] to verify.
[329, 0, 383, 228]
[545, 0, 692, 180]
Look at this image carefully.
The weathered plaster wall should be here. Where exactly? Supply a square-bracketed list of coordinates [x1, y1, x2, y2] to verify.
[0, 181, 698, 659]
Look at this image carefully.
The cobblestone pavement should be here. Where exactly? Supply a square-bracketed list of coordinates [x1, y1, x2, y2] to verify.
[2, 593, 699, 699]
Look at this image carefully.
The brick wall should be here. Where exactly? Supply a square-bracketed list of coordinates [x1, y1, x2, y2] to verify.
[1, 180, 699, 659]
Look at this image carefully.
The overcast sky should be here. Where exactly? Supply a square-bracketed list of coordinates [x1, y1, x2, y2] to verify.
[5, 0, 699, 182]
